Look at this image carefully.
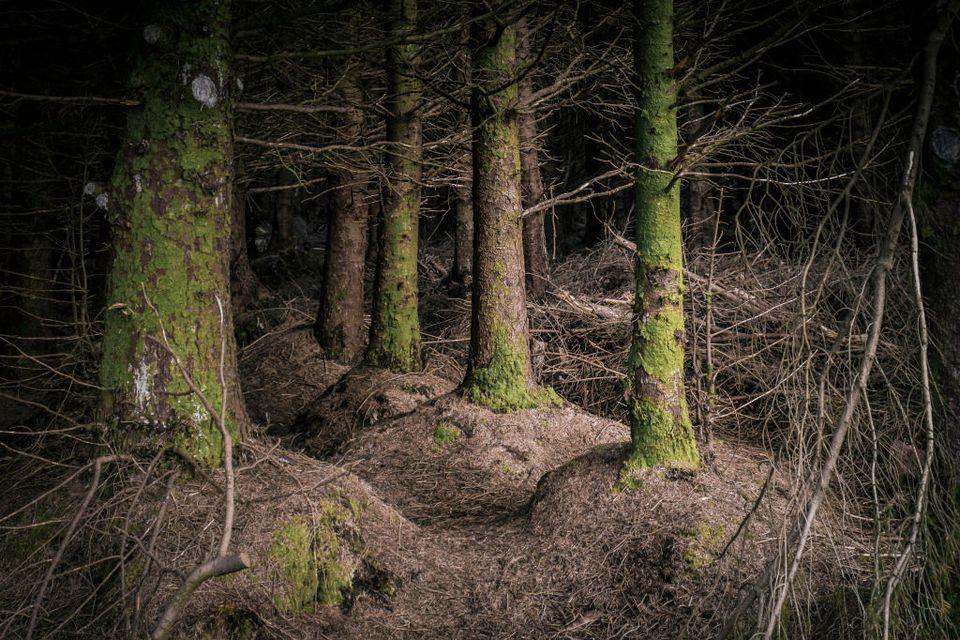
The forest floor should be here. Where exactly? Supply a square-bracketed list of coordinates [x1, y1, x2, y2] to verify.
[0, 239, 873, 639]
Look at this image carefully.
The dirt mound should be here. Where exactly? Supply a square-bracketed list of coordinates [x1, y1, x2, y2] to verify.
[239, 314, 349, 433]
[293, 367, 457, 454]
[332, 390, 629, 525]
[511, 441, 867, 639]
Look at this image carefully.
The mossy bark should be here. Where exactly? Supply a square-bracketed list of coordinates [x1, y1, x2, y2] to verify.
[366, 0, 422, 372]
[464, 6, 557, 412]
[99, 0, 246, 468]
[316, 63, 370, 363]
[517, 17, 549, 301]
[625, 0, 699, 470]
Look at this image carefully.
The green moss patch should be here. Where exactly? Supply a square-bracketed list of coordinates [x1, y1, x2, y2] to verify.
[432, 422, 461, 447]
[270, 517, 318, 612]
[268, 495, 372, 612]
[682, 521, 726, 570]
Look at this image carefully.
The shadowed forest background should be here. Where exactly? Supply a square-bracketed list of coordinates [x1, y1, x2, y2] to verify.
[2, 0, 960, 638]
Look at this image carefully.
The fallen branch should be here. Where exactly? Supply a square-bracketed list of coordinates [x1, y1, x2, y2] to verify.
[149, 553, 251, 640]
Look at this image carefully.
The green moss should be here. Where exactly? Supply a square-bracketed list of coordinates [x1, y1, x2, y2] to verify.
[432, 422, 461, 447]
[202, 606, 264, 640]
[623, 396, 699, 470]
[270, 517, 318, 612]
[465, 325, 562, 412]
[98, 0, 241, 468]
[269, 495, 366, 612]
[366, 0, 423, 374]
[314, 520, 351, 606]
[3, 520, 60, 564]
[682, 521, 726, 570]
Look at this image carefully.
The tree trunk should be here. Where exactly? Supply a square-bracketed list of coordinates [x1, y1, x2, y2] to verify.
[99, 0, 246, 467]
[452, 177, 473, 288]
[316, 63, 369, 363]
[270, 182, 294, 252]
[230, 167, 267, 316]
[451, 46, 473, 290]
[683, 94, 715, 254]
[624, 0, 699, 471]
[517, 18, 549, 300]
[464, 6, 557, 412]
[366, 0, 422, 372]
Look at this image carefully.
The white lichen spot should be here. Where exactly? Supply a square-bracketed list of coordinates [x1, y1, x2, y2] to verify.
[143, 24, 161, 44]
[134, 173, 144, 194]
[931, 127, 960, 165]
[191, 74, 218, 108]
[132, 360, 151, 411]
[192, 405, 208, 426]
[95, 192, 110, 210]
[235, 77, 244, 94]
[180, 63, 192, 85]
[83, 181, 99, 196]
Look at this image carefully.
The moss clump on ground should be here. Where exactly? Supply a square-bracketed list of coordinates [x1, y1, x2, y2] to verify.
[1, 503, 62, 565]
[432, 422, 461, 447]
[682, 521, 726, 570]
[270, 517, 318, 612]
[202, 606, 265, 640]
[269, 497, 365, 612]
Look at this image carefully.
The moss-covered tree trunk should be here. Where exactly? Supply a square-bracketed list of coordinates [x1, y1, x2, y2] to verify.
[316, 63, 370, 363]
[517, 17, 549, 301]
[99, 0, 246, 467]
[464, 7, 557, 412]
[624, 0, 699, 470]
[366, 0, 422, 372]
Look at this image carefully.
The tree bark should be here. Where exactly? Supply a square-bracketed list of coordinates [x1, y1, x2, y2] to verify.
[624, 0, 699, 471]
[451, 47, 473, 290]
[99, 0, 246, 467]
[316, 63, 370, 363]
[517, 18, 549, 300]
[230, 166, 267, 316]
[366, 0, 422, 372]
[683, 93, 715, 253]
[464, 5, 556, 412]
[270, 180, 294, 252]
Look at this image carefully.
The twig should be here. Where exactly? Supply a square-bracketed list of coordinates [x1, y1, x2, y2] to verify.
[149, 553, 252, 640]
[142, 292, 247, 639]
[880, 196, 936, 640]
[751, 4, 958, 636]
[26, 455, 129, 640]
